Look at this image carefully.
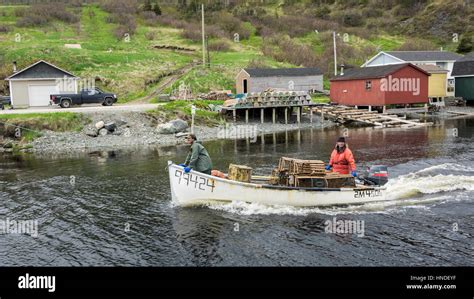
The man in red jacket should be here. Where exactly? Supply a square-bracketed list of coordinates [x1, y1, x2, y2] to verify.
[326, 137, 357, 177]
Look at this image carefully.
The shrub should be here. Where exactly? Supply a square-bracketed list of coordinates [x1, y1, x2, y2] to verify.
[142, 0, 162, 15]
[457, 35, 473, 54]
[361, 7, 383, 18]
[181, 23, 226, 42]
[145, 31, 156, 40]
[100, 0, 139, 15]
[342, 12, 364, 27]
[208, 40, 231, 52]
[0, 25, 10, 33]
[15, 3, 79, 27]
[396, 38, 437, 51]
[246, 59, 270, 69]
[181, 24, 201, 42]
[157, 15, 187, 29]
[206, 25, 227, 39]
[141, 11, 159, 26]
[315, 5, 331, 19]
[261, 35, 320, 67]
[16, 15, 49, 27]
[13, 8, 26, 18]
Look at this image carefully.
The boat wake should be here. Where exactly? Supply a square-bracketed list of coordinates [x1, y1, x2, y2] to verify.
[385, 163, 474, 200]
[200, 162, 474, 216]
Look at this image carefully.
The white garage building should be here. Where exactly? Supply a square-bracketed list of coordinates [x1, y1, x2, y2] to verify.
[5, 60, 78, 108]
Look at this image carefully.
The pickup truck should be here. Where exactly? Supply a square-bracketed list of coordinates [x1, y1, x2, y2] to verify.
[50, 88, 117, 108]
[0, 96, 10, 110]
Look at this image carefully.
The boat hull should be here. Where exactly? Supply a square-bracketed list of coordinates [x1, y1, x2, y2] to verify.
[168, 162, 389, 207]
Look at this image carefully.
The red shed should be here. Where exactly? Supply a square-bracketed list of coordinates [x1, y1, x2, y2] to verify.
[330, 63, 430, 107]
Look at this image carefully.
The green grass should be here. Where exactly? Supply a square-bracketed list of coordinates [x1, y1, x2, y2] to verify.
[1, 2, 461, 104]
[147, 100, 225, 126]
[366, 34, 405, 51]
[0, 4, 195, 102]
[311, 95, 330, 104]
[0, 112, 89, 143]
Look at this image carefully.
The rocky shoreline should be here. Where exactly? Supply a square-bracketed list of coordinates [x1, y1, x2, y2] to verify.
[1, 111, 336, 155]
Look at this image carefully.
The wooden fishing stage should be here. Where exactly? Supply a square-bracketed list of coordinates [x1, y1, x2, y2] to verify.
[312, 105, 433, 128]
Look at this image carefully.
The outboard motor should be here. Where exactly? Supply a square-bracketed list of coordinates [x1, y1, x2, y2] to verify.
[362, 165, 389, 186]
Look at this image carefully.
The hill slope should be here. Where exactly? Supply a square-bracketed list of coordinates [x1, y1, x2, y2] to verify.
[0, 0, 472, 102]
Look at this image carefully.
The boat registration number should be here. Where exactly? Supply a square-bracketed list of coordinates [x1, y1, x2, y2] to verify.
[354, 189, 382, 198]
[175, 169, 215, 192]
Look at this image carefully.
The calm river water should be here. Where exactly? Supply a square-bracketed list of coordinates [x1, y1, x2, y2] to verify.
[0, 117, 473, 266]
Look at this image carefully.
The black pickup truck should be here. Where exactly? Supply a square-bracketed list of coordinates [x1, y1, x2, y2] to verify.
[0, 96, 10, 110]
[50, 88, 117, 108]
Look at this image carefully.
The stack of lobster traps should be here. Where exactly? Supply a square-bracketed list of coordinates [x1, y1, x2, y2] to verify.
[270, 157, 355, 188]
[234, 91, 312, 109]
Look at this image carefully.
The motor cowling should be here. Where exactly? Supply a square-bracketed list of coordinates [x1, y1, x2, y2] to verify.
[365, 165, 388, 186]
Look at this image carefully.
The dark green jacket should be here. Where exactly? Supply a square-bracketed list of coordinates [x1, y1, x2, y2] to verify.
[184, 141, 212, 174]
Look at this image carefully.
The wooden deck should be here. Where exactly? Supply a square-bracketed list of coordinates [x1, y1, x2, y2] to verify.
[312, 105, 432, 128]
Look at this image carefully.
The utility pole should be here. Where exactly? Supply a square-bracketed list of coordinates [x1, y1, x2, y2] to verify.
[201, 4, 206, 66]
[333, 31, 337, 76]
[206, 35, 210, 68]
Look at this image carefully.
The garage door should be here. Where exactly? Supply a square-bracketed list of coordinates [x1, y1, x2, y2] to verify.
[28, 84, 58, 107]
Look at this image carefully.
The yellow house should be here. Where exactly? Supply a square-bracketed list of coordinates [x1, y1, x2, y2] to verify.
[418, 64, 448, 99]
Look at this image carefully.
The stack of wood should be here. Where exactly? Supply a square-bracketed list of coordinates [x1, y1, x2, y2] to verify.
[270, 157, 355, 188]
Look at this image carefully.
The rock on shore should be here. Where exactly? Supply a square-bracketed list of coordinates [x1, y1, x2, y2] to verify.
[25, 111, 333, 153]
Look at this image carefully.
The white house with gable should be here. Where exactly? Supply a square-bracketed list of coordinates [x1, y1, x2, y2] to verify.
[362, 51, 463, 96]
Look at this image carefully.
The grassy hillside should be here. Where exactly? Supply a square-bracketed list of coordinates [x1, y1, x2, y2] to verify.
[0, 0, 472, 103]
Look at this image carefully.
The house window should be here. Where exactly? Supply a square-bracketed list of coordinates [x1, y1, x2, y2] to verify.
[365, 80, 372, 90]
[447, 79, 455, 92]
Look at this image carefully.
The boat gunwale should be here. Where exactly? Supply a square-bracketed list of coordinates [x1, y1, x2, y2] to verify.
[168, 162, 386, 192]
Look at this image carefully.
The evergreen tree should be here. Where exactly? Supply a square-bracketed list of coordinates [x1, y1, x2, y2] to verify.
[457, 35, 473, 54]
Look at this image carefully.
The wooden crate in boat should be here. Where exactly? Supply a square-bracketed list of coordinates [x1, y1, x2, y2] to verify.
[228, 164, 253, 183]
[278, 157, 293, 171]
[289, 159, 325, 175]
[278, 157, 325, 175]
[293, 173, 355, 188]
[326, 175, 355, 188]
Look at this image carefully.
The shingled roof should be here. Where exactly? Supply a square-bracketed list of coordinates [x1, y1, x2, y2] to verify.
[331, 63, 430, 81]
[452, 53, 474, 76]
[244, 68, 322, 77]
[417, 64, 449, 73]
[385, 51, 462, 62]
[6, 60, 77, 80]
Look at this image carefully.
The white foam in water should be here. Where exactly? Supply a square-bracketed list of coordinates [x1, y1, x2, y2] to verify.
[413, 163, 474, 174]
[385, 174, 474, 200]
[176, 163, 473, 216]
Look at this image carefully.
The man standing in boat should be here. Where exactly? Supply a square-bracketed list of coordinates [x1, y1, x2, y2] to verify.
[325, 137, 357, 177]
[179, 134, 213, 175]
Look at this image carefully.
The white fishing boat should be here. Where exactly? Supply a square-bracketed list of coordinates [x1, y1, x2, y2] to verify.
[168, 161, 390, 207]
